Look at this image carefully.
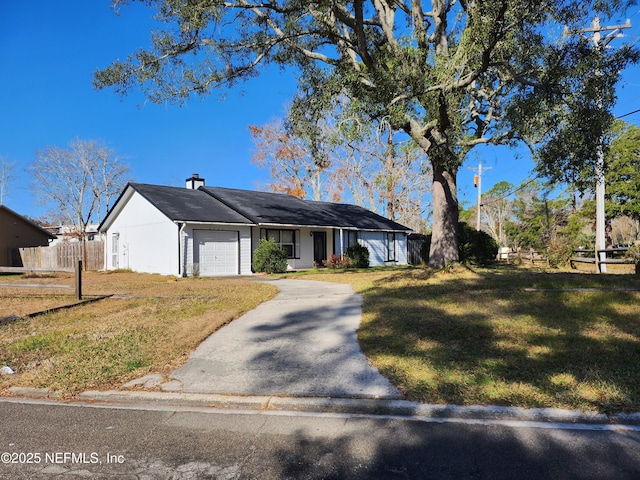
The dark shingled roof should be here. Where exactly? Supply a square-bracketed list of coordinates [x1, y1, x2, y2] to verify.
[308, 200, 411, 231]
[203, 186, 411, 231]
[201, 186, 331, 226]
[130, 183, 253, 224]
[108, 183, 411, 232]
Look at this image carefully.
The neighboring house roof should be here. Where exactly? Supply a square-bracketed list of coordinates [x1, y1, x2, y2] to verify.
[100, 182, 412, 232]
[0, 205, 57, 239]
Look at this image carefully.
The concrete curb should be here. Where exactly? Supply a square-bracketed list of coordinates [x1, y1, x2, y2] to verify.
[8, 387, 59, 398]
[74, 389, 640, 426]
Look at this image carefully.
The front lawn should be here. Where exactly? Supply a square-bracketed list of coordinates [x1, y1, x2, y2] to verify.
[2, 266, 640, 414]
[0, 272, 277, 395]
[294, 265, 640, 414]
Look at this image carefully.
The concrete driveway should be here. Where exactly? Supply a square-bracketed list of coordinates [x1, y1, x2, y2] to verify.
[167, 278, 402, 399]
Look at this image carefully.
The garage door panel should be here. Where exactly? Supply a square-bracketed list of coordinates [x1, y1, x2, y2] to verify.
[194, 230, 239, 275]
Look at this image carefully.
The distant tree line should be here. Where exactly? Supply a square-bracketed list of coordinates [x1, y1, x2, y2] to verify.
[462, 121, 640, 266]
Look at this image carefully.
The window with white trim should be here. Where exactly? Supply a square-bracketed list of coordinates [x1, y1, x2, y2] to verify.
[111, 233, 119, 269]
[386, 232, 396, 261]
[262, 229, 300, 259]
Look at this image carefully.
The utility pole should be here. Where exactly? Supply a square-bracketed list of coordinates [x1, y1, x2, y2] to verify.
[469, 162, 492, 231]
[566, 16, 631, 273]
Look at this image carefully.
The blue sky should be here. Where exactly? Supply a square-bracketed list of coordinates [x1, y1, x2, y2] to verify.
[1, 1, 639, 221]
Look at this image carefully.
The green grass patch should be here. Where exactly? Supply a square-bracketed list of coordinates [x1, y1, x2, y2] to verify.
[294, 265, 640, 414]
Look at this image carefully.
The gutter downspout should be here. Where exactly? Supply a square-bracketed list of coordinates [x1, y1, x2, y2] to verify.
[178, 222, 186, 277]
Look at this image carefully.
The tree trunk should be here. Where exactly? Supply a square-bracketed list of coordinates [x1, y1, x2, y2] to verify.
[386, 128, 395, 220]
[429, 163, 459, 268]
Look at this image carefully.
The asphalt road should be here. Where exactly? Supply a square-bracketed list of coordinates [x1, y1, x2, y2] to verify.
[1, 398, 639, 479]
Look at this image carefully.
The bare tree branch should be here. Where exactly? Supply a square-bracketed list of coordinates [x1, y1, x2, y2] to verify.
[28, 139, 131, 233]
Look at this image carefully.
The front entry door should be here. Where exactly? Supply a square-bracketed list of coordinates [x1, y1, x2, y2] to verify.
[312, 232, 327, 266]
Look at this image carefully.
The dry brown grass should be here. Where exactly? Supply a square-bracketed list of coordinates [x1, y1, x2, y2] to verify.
[0, 271, 277, 396]
[0, 273, 78, 317]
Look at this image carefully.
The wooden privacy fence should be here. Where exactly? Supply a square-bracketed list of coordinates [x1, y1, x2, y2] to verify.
[407, 234, 427, 265]
[16, 241, 104, 271]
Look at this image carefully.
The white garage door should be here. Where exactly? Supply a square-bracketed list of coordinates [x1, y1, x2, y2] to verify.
[194, 230, 239, 275]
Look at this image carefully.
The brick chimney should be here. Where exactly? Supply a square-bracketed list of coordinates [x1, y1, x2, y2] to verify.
[185, 173, 205, 190]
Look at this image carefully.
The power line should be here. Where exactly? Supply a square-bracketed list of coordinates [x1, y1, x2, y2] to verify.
[562, 16, 631, 272]
[479, 102, 637, 207]
[626, 7, 640, 20]
[478, 105, 637, 207]
[479, 174, 541, 207]
[468, 162, 492, 230]
[617, 108, 640, 119]
[479, 15, 637, 215]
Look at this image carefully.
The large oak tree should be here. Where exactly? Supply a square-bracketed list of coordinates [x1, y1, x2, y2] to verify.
[95, 0, 637, 267]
